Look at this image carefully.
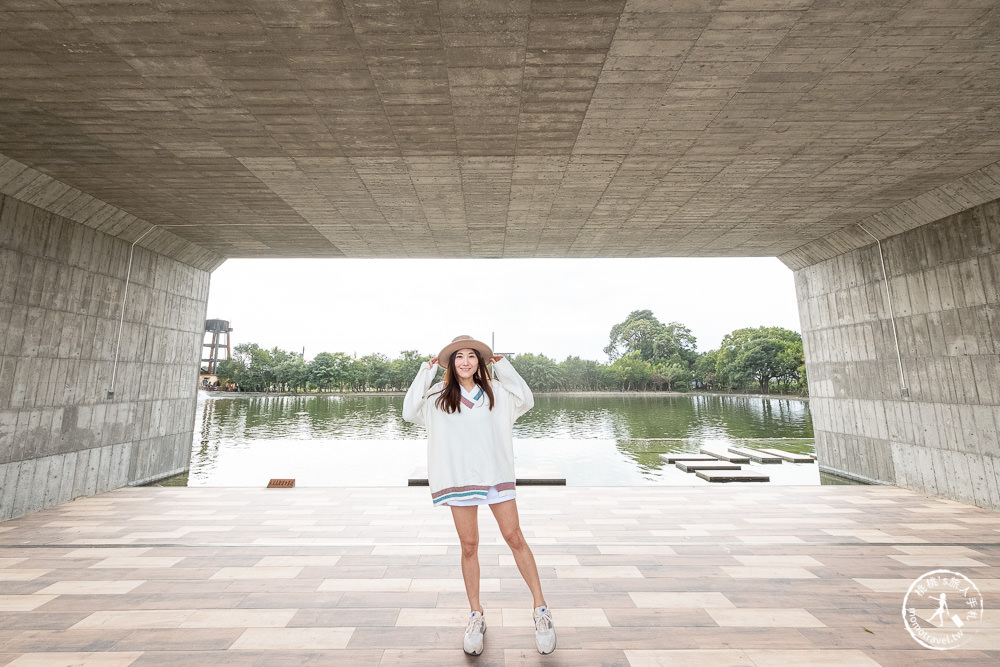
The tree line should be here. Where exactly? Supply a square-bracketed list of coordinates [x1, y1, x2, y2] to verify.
[211, 309, 806, 395]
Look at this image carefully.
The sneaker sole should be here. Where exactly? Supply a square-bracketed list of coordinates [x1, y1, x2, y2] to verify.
[535, 633, 556, 654]
[464, 625, 486, 655]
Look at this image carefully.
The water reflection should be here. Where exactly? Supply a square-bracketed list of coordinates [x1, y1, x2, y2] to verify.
[198, 394, 425, 441]
[517, 394, 812, 440]
[187, 392, 819, 487]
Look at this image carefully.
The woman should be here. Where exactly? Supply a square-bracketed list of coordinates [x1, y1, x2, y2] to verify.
[403, 335, 556, 656]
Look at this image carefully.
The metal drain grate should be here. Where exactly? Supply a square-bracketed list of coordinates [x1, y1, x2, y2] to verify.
[267, 478, 296, 488]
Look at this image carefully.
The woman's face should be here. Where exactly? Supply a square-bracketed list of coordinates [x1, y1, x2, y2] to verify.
[452, 348, 479, 382]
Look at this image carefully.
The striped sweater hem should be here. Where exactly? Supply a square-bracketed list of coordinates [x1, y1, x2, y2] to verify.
[431, 482, 516, 506]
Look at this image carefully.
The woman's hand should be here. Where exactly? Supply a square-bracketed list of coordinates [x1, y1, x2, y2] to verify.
[429, 357, 439, 368]
[491, 355, 503, 364]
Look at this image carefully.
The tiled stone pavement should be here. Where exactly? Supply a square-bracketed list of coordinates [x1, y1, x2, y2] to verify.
[0, 485, 998, 666]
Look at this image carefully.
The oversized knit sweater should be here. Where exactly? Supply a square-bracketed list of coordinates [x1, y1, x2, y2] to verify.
[402, 357, 534, 506]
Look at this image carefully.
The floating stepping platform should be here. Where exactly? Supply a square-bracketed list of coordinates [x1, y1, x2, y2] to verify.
[696, 469, 770, 483]
[675, 461, 743, 473]
[659, 453, 718, 464]
[699, 447, 750, 463]
[759, 448, 815, 463]
[727, 446, 783, 463]
[407, 469, 566, 486]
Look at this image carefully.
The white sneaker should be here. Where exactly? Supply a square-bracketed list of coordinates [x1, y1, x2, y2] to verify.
[533, 605, 556, 654]
[463, 610, 486, 655]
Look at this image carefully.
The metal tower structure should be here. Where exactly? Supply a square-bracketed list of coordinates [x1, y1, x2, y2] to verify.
[202, 319, 232, 373]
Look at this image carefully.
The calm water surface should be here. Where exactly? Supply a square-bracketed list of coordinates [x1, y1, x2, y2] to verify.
[185, 392, 834, 487]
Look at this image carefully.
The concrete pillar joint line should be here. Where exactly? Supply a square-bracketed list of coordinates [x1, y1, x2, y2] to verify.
[857, 224, 908, 396]
[109, 227, 155, 399]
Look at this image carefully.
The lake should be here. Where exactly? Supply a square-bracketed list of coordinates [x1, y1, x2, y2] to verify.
[174, 392, 851, 487]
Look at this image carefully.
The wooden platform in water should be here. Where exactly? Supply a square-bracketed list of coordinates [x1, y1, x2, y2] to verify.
[728, 446, 783, 463]
[676, 460, 743, 472]
[699, 447, 750, 463]
[659, 453, 718, 464]
[408, 469, 566, 486]
[696, 468, 771, 482]
[759, 448, 815, 463]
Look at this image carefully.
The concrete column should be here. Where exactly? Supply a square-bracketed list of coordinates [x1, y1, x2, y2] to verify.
[0, 193, 211, 520]
[794, 199, 1000, 509]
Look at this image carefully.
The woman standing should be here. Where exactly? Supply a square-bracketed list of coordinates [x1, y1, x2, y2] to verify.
[402, 335, 556, 656]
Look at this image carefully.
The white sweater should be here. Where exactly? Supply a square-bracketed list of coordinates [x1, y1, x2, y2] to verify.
[402, 357, 534, 506]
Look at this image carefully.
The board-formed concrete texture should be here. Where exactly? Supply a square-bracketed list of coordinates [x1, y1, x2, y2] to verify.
[1, 1, 999, 262]
[795, 199, 1000, 509]
[0, 191, 214, 520]
[1, 1, 999, 514]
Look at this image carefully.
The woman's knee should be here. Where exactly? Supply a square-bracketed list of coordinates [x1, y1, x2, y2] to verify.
[460, 537, 479, 558]
[502, 528, 526, 551]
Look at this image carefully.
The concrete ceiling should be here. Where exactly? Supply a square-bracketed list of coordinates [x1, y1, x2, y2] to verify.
[2, 0, 999, 267]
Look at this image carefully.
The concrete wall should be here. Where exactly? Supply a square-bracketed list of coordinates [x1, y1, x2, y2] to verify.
[795, 199, 1000, 508]
[0, 193, 211, 520]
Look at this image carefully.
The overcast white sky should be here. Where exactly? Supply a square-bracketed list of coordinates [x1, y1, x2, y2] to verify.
[205, 257, 802, 362]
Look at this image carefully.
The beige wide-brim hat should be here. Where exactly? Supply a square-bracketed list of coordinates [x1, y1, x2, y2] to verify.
[438, 335, 493, 364]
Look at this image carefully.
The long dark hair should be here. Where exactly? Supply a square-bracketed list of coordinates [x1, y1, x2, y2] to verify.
[433, 349, 495, 414]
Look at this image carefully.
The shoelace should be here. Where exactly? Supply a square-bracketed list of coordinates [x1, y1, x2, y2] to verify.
[534, 612, 552, 633]
[467, 614, 485, 634]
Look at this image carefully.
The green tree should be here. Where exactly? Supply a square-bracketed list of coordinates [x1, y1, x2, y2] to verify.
[509, 353, 563, 392]
[655, 360, 692, 391]
[653, 323, 698, 367]
[559, 356, 604, 391]
[605, 310, 661, 361]
[693, 350, 720, 390]
[716, 326, 803, 394]
[596, 363, 618, 390]
[275, 355, 309, 392]
[389, 350, 429, 391]
[360, 353, 391, 391]
[345, 358, 366, 392]
[308, 352, 335, 391]
[309, 351, 353, 391]
[610, 352, 653, 391]
[776, 338, 805, 393]
[605, 310, 698, 367]
[214, 358, 244, 388]
[214, 326, 805, 397]
[230, 343, 274, 391]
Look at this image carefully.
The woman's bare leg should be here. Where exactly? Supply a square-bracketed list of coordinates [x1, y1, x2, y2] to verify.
[490, 499, 545, 608]
[450, 505, 482, 612]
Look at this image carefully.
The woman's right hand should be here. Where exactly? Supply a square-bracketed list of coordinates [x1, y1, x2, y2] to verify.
[429, 357, 439, 368]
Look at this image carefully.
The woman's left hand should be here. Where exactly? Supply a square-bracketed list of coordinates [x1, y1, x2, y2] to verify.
[491, 355, 503, 363]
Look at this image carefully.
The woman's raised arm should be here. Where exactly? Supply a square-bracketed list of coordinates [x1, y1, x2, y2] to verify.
[402, 360, 438, 426]
[491, 356, 533, 421]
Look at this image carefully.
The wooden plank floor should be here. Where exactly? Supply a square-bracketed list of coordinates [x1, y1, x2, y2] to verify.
[1, 485, 998, 665]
